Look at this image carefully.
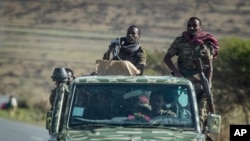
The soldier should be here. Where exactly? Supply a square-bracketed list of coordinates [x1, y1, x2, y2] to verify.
[103, 25, 146, 75]
[149, 91, 176, 117]
[65, 68, 75, 85]
[49, 67, 75, 110]
[163, 17, 219, 141]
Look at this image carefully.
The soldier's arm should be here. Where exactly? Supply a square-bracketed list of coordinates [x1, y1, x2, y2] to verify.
[103, 46, 112, 60]
[164, 52, 181, 76]
[164, 38, 182, 76]
[49, 88, 57, 110]
[164, 51, 181, 76]
[203, 43, 215, 88]
[135, 48, 146, 75]
[204, 54, 213, 88]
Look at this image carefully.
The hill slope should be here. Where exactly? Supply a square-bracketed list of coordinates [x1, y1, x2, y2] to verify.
[2, 0, 250, 38]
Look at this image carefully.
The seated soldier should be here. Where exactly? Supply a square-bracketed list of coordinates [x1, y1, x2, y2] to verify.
[121, 90, 151, 116]
[149, 91, 176, 117]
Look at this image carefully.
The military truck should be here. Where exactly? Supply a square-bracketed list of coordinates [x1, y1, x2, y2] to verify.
[46, 67, 221, 141]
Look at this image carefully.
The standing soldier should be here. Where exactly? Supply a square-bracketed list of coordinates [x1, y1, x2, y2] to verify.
[103, 25, 146, 75]
[49, 67, 75, 111]
[163, 17, 219, 141]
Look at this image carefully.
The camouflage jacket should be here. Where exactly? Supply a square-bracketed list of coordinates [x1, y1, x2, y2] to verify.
[167, 35, 214, 78]
[150, 109, 177, 117]
[49, 87, 57, 110]
[49, 84, 69, 110]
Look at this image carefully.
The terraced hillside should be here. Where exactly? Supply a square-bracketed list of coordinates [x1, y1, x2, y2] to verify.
[2, 0, 250, 37]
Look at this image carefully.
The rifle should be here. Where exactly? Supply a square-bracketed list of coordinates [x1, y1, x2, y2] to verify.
[195, 58, 215, 114]
[110, 38, 122, 61]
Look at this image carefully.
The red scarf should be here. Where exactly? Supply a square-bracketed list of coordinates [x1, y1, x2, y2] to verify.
[183, 31, 219, 59]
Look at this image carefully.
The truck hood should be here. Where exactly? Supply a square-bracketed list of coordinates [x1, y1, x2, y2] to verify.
[64, 127, 204, 141]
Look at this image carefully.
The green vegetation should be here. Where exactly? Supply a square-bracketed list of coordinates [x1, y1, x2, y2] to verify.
[214, 37, 250, 91]
[213, 37, 250, 131]
[0, 108, 45, 126]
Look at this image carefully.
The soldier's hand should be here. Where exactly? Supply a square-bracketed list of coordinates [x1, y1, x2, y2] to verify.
[166, 110, 177, 117]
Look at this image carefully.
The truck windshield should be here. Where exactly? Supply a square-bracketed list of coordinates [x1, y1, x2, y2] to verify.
[68, 83, 194, 129]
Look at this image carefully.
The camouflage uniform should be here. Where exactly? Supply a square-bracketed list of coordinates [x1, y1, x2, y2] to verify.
[49, 87, 57, 110]
[50, 84, 69, 111]
[50, 68, 74, 111]
[103, 37, 146, 75]
[150, 109, 177, 117]
[166, 35, 214, 130]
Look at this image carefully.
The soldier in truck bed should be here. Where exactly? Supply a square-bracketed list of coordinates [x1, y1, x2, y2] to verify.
[163, 17, 219, 141]
[103, 25, 146, 75]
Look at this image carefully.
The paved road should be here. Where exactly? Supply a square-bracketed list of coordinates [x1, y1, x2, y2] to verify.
[0, 118, 49, 141]
[0, 95, 49, 141]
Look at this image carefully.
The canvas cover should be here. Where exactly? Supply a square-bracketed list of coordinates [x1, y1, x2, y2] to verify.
[96, 60, 141, 76]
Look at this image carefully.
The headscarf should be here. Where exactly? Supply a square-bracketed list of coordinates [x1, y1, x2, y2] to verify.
[121, 42, 140, 53]
[182, 30, 219, 59]
[111, 37, 140, 53]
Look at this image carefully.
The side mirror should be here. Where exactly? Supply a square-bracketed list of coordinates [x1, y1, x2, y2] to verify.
[46, 111, 52, 131]
[207, 114, 221, 134]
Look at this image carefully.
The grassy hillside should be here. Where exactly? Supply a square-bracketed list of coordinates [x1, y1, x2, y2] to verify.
[1, 1, 250, 140]
[2, 0, 250, 37]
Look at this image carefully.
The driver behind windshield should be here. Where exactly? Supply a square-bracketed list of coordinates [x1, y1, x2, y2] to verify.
[149, 91, 176, 117]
